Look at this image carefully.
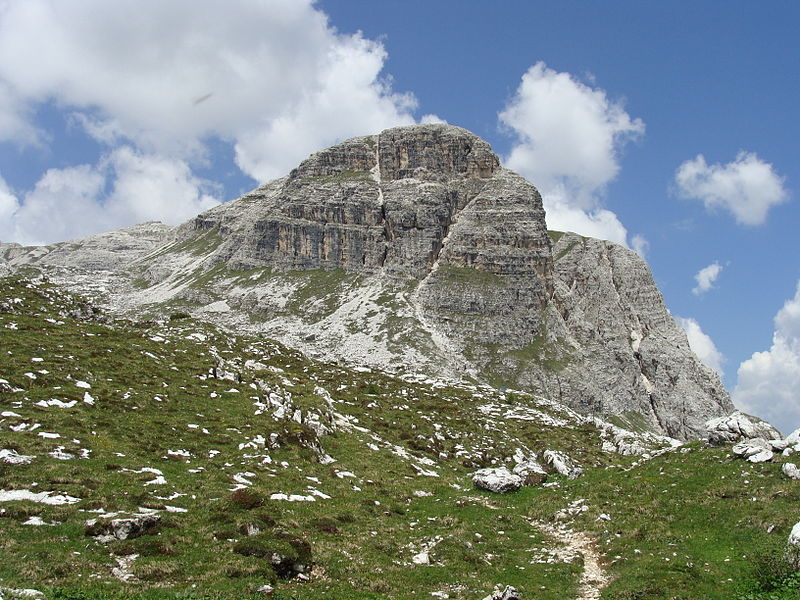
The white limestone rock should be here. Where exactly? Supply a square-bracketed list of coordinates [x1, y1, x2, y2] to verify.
[782, 463, 800, 479]
[746, 449, 774, 463]
[84, 512, 161, 542]
[472, 467, 522, 493]
[787, 521, 800, 568]
[0, 449, 35, 465]
[412, 551, 430, 565]
[512, 457, 548, 485]
[732, 438, 771, 458]
[482, 585, 520, 600]
[543, 450, 583, 479]
[706, 411, 782, 446]
[0, 587, 46, 599]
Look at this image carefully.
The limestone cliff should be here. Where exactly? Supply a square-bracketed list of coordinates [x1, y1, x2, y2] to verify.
[0, 124, 733, 439]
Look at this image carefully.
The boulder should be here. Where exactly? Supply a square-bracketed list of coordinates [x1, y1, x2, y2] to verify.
[512, 458, 548, 486]
[782, 463, 800, 480]
[84, 512, 161, 542]
[706, 411, 782, 446]
[770, 439, 790, 451]
[543, 450, 583, 479]
[732, 438, 770, 458]
[472, 467, 522, 493]
[482, 585, 520, 600]
[746, 449, 774, 463]
[787, 521, 800, 568]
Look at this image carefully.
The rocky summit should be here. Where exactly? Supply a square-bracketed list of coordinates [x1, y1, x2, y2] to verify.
[1, 124, 732, 440]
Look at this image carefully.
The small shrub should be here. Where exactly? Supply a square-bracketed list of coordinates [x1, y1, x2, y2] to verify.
[335, 512, 356, 524]
[232, 538, 272, 558]
[748, 543, 797, 593]
[310, 517, 339, 534]
[213, 528, 239, 541]
[132, 536, 177, 557]
[229, 488, 265, 510]
[169, 311, 192, 321]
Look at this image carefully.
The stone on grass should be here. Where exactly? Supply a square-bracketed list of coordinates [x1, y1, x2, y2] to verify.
[512, 459, 548, 486]
[746, 449, 774, 463]
[412, 551, 430, 565]
[543, 450, 583, 479]
[706, 411, 782, 446]
[482, 585, 520, 600]
[787, 521, 800, 568]
[782, 463, 800, 480]
[472, 467, 522, 493]
[84, 512, 160, 542]
[732, 438, 770, 458]
[0, 449, 36, 465]
[0, 588, 46, 599]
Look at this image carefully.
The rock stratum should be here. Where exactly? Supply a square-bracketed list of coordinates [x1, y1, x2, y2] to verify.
[0, 124, 733, 439]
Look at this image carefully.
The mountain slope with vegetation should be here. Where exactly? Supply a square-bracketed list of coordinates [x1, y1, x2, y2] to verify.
[1, 276, 799, 600]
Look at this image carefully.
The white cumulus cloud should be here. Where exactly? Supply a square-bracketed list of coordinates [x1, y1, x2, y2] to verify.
[499, 61, 644, 246]
[675, 151, 787, 226]
[0, 0, 430, 243]
[631, 234, 649, 259]
[0, 80, 44, 146]
[734, 282, 800, 435]
[0, 174, 21, 226]
[692, 261, 723, 295]
[676, 316, 725, 377]
[0, 148, 220, 246]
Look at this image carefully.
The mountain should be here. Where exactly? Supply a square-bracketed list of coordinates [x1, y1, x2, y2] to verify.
[2, 125, 798, 600]
[0, 124, 731, 440]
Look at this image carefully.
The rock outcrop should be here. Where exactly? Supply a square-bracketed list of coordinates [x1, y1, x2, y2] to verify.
[706, 411, 782, 445]
[472, 467, 523, 493]
[0, 222, 173, 271]
[0, 124, 735, 440]
[84, 512, 161, 543]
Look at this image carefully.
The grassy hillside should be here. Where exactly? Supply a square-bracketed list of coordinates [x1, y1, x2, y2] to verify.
[1, 276, 798, 600]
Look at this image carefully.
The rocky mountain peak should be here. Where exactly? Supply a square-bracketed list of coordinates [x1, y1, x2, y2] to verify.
[0, 124, 735, 440]
[289, 124, 499, 183]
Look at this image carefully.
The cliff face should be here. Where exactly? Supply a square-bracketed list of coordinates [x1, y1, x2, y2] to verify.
[1, 124, 734, 439]
[186, 125, 534, 280]
[545, 234, 730, 438]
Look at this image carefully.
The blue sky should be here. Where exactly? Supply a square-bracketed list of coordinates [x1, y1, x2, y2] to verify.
[0, 1, 798, 433]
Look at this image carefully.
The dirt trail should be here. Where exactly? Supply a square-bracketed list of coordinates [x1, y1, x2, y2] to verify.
[531, 520, 609, 600]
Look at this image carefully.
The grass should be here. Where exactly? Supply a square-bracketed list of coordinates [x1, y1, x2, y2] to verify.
[1, 275, 799, 599]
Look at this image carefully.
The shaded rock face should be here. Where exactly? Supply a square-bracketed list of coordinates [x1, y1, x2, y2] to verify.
[533, 233, 733, 439]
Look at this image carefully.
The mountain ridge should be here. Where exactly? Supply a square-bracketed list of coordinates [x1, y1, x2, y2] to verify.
[0, 124, 733, 439]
